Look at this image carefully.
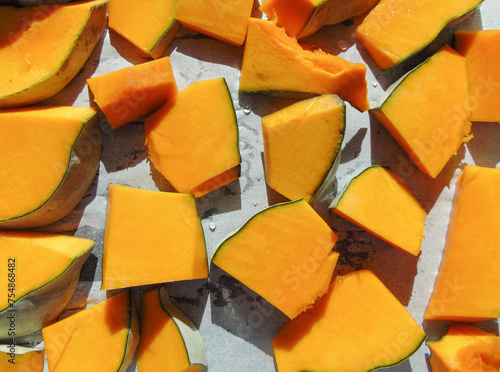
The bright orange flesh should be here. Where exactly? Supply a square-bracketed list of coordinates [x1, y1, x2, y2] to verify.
[0, 349, 44, 371]
[372, 45, 471, 178]
[425, 165, 500, 321]
[102, 185, 208, 290]
[455, 30, 500, 123]
[273, 270, 426, 372]
[212, 199, 339, 319]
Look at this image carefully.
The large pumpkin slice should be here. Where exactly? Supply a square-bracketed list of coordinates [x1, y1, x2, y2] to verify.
[43, 290, 139, 372]
[331, 166, 426, 256]
[109, 0, 179, 59]
[273, 270, 426, 372]
[262, 94, 345, 203]
[425, 165, 500, 321]
[0, 231, 94, 339]
[0, 106, 101, 229]
[372, 45, 472, 178]
[211, 199, 339, 319]
[137, 286, 207, 372]
[455, 30, 500, 123]
[0, 345, 44, 372]
[0, 0, 108, 108]
[240, 18, 369, 112]
[102, 185, 208, 291]
[145, 78, 241, 197]
[356, 0, 484, 70]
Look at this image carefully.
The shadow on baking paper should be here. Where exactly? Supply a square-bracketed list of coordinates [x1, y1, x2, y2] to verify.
[467, 121, 500, 168]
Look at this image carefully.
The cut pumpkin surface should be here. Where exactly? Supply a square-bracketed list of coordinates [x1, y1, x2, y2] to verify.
[262, 94, 345, 203]
[43, 290, 139, 372]
[145, 78, 241, 197]
[372, 45, 472, 178]
[137, 287, 207, 372]
[331, 166, 426, 256]
[102, 185, 208, 291]
[0, 0, 108, 108]
[0, 231, 94, 339]
[240, 18, 369, 112]
[356, 0, 484, 70]
[211, 199, 339, 319]
[87, 57, 178, 129]
[109, 0, 179, 59]
[0, 346, 44, 372]
[273, 270, 426, 372]
[425, 165, 500, 321]
[0, 106, 101, 229]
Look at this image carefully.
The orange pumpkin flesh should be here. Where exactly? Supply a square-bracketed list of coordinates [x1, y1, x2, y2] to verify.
[425, 165, 500, 321]
[239, 18, 369, 112]
[0, 347, 44, 372]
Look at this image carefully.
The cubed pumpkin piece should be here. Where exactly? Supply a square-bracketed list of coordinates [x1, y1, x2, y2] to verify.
[211, 199, 339, 319]
[455, 30, 500, 123]
[87, 57, 178, 129]
[43, 290, 138, 372]
[109, 0, 179, 59]
[177, 0, 254, 46]
[425, 165, 500, 321]
[262, 94, 345, 203]
[145, 78, 241, 197]
[0, 346, 44, 372]
[372, 45, 472, 178]
[240, 18, 369, 112]
[330, 166, 426, 256]
[137, 287, 207, 372]
[102, 185, 208, 290]
[356, 0, 484, 70]
[273, 270, 426, 371]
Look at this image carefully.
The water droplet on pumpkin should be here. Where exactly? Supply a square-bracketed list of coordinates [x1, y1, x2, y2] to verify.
[209, 222, 216, 231]
[337, 40, 348, 51]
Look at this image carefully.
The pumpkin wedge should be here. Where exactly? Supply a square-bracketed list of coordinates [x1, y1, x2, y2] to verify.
[137, 286, 207, 372]
[428, 323, 500, 372]
[87, 57, 178, 129]
[0, 231, 94, 340]
[0, 0, 108, 108]
[372, 45, 472, 178]
[0, 345, 44, 372]
[261, 0, 380, 38]
[145, 78, 241, 197]
[102, 185, 208, 291]
[240, 18, 369, 112]
[455, 30, 500, 123]
[177, 0, 254, 46]
[425, 165, 500, 321]
[211, 199, 339, 319]
[330, 166, 426, 256]
[356, 0, 484, 70]
[43, 290, 139, 372]
[109, 0, 179, 59]
[273, 270, 426, 372]
[262, 94, 345, 203]
[0, 106, 101, 229]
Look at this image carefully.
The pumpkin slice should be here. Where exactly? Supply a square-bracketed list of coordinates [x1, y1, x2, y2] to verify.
[145, 78, 241, 197]
[0, 231, 94, 339]
[177, 0, 254, 46]
[372, 45, 472, 178]
[262, 94, 345, 203]
[102, 185, 208, 291]
[425, 165, 500, 321]
[0, 346, 44, 372]
[356, 0, 484, 70]
[239, 18, 369, 112]
[455, 30, 500, 123]
[273, 270, 426, 371]
[87, 57, 178, 129]
[330, 166, 426, 256]
[109, 0, 179, 59]
[211, 199, 339, 319]
[0, 106, 101, 229]
[137, 286, 207, 372]
[261, 0, 379, 38]
[43, 290, 139, 372]
[0, 0, 108, 108]
[428, 323, 500, 372]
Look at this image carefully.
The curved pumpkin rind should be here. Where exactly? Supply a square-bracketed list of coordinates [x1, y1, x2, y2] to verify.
[118, 292, 140, 372]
